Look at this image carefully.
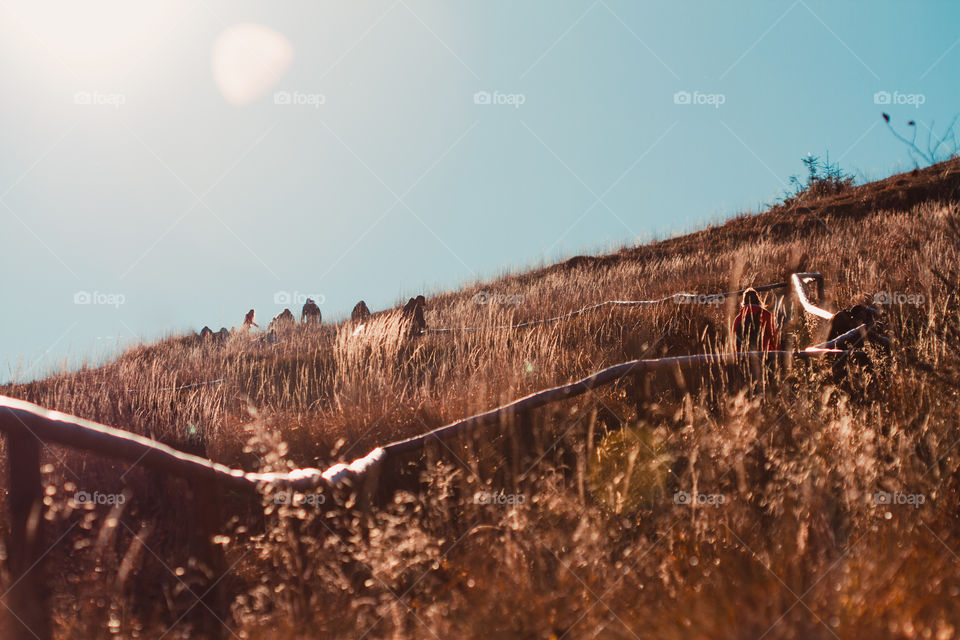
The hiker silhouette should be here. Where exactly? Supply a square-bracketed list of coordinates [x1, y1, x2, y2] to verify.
[243, 309, 259, 329]
[269, 308, 295, 332]
[351, 300, 371, 323]
[827, 303, 888, 350]
[826, 301, 890, 392]
[733, 288, 779, 352]
[402, 295, 427, 336]
[301, 298, 322, 324]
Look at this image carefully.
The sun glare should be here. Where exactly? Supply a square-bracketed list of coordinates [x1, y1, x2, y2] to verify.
[2, 2, 294, 105]
[211, 23, 294, 105]
[3, 1, 191, 79]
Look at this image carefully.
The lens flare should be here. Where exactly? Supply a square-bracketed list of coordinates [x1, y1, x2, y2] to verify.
[211, 23, 293, 105]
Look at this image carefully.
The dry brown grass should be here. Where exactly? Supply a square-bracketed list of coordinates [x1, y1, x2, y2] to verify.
[2, 160, 960, 639]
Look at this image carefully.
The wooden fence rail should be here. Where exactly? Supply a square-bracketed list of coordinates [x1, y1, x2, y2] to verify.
[0, 272, 835, 639]
[428, 272, 825, 332]
[792, 272, 833, 319]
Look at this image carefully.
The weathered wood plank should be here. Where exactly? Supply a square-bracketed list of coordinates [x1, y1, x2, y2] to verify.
[4, 430, 49, 640]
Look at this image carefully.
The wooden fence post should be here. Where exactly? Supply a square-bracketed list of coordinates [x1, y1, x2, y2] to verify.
[782, 287, 796, 374]
[188, 480, 227, 640]
[4, 430, 50, 640]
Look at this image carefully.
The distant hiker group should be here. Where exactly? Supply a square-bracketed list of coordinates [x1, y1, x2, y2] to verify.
[195, 295, 429, 344]
[198, 326, 230, 343]
[731, 283, 889, 395]
[732, 286, 887, 358]
[190, 275, 886, 399]
[264, 299, 322, 334]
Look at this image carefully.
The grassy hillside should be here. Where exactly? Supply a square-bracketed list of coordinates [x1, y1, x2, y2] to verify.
[3, 158, 960, 638]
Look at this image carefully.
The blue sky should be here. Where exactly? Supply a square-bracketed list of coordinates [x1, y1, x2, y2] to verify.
[1, 0, 958, 382]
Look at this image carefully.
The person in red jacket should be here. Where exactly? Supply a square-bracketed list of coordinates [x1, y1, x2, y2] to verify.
[242, 309, 259, 330]
[733, 288, 779, 352]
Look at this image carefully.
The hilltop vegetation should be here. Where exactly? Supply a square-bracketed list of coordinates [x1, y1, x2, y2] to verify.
[3, 158, 960, 638]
